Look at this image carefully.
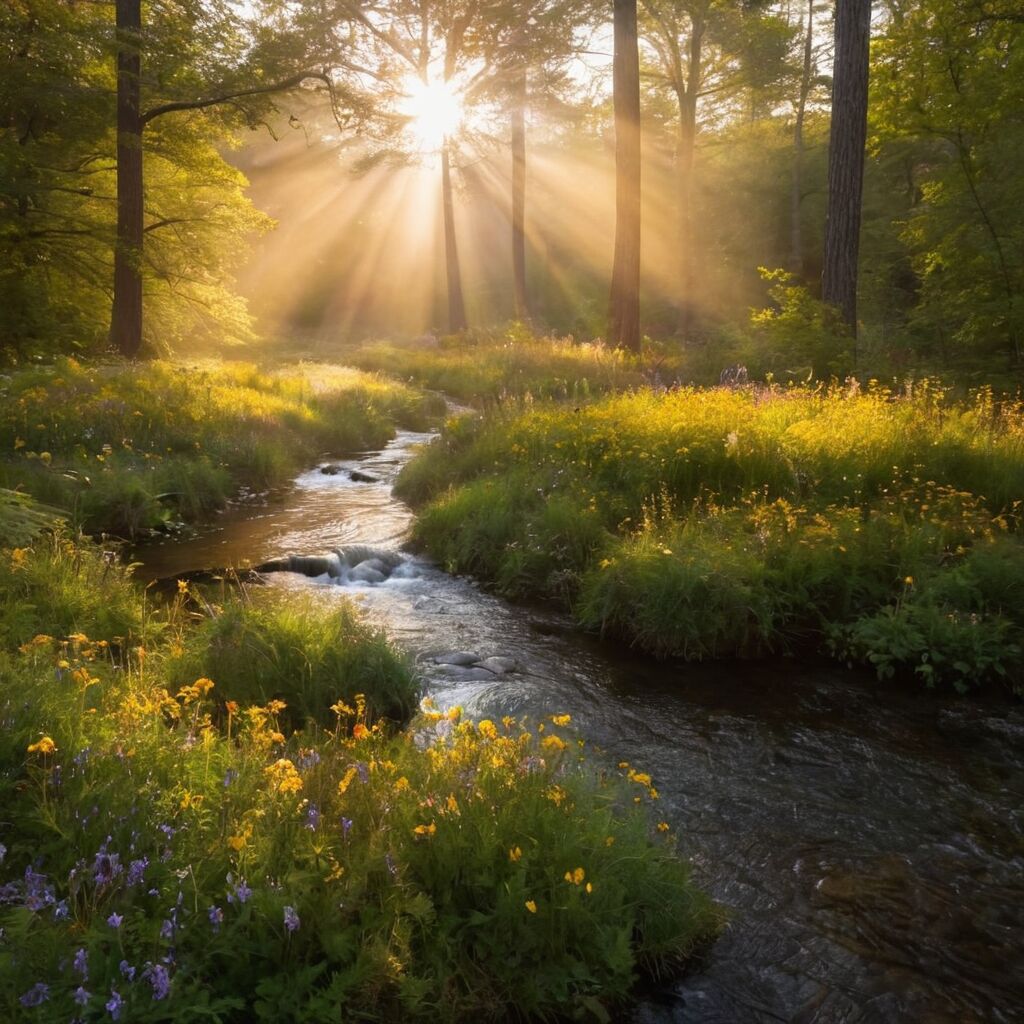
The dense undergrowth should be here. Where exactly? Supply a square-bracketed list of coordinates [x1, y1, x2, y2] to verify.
[397, 380, 1024, 692]
[0, 359, 444, 538]
[0, 535, 717, 1021]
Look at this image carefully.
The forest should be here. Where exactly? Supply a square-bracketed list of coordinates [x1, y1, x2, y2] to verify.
[1, 0, 1023, 1021]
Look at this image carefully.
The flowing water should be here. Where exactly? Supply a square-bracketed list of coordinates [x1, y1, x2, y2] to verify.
[136, 429, 1024, 1024]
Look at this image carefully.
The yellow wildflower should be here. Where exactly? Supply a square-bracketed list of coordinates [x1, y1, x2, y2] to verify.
[27, 736, 56, 755]
[264, 758, 303, 795]
[657, 822, 670, 833]
[542, 734, 566, 752]
[550, 714, 571, 727]
[478, 719, 498, 740]
[564, 867, 585, 886]
[337, 766, 358, 795]
[525, 900, 537, 914]
[413, 822, 437, 836]
[509, 846, 522, 862]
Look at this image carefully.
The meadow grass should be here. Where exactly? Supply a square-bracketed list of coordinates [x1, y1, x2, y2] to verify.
[0, 537, 718, 1021]
[344, 334, 650, 406]
[0, 358, 445, 538]
[398, 380, 1024, 691]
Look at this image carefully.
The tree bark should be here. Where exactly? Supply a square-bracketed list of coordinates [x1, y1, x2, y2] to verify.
[821, 0, 871, 336]
[608, 0, 642, 353]
[791, 0, 814, 276]
[441, 142, 467, 332]
[675, 17, 703, 337]
[110, 0, 143, 358]
[511, 66, 528, 320]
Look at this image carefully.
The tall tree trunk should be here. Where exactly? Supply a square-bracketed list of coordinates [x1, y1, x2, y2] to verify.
[110, 0, 144, 358]
[821, 0, 871, 336]
[675, 19, 703, 337]
[608, 0, 641, 353]
[441, 142, 467, 332]
[791, 0, 814, 276]
[511, 67, 528, 320]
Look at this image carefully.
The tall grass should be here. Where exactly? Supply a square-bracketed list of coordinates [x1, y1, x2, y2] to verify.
[0, 358, 445, 537]
[399, 381, 1024, 691]
[0, 538, 717, 1020]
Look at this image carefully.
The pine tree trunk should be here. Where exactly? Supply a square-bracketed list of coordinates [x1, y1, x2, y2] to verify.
[675, 20, 703, 338]
[608, 0, 641, 353]
[821, 0, 871, 335]
[441, 142, 467, 332]
[511, 68, 528, 321]
[791, 0, 814, 276]
[110, 0, 144, 358]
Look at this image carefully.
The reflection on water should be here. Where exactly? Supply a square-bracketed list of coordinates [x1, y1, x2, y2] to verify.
[134, 430, 1024, 1024]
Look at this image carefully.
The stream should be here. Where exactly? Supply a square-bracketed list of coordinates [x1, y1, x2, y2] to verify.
[136, 428, 1024, 1024]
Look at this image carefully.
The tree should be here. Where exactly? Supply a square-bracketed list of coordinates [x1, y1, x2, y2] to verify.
[609, 0, 642, 352]
[821, 0, 871, 338]
[109, 0, 339, 357]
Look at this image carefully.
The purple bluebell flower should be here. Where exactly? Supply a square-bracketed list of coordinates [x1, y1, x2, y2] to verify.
[74, 947, 89, 977]
[385, 852, 397, 878]
[341, 817, 353, 837]
[107, 911, 123, 928]
[355, 761, 369, 784]
[0, 842, 6, 863]
[19, 982, 50, 1007]
[228, 878, 252, 905]
[283, 906, 300, 933]
[126, 858, 148, 886]
[144, 963, 171, 1000]
[74, 986, 90, 1007]
[92, 849, 122, 887]
[53, 898, 69, 920]
[296, 750, 320, 771]
[106, 988, 123, 1020]
[23, 866, 55, 911]
[208, 905, 223, 931]
[304, 803, 320, 831]
[222, 769, 237, 788]
[159, 919, 173, 940]
[119, 960, 135, 981]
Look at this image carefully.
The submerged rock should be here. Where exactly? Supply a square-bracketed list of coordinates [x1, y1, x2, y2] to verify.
[320, 464, 343, 475]
[478, 656, 517, 675]
[349, 563, 387, 584]
[349, 470, 379, 483]
[434, 651, 481, 666]
[434, 665, 498, 682]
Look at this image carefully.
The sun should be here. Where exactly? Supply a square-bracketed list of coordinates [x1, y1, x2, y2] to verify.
[399, 75, 464, 152]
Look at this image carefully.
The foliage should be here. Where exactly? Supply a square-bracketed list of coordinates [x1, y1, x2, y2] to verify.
[398, 380, 1024, 690]
[0, 358, 444, 537]
[0, 540, 718, 1021]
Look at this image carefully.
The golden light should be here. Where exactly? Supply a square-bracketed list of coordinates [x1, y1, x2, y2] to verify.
[399, 75, 464, 152]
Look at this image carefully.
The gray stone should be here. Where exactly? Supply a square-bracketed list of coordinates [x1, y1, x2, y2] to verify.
[434, 665, 496, 682]
[349, 564, 386, 584]
[349, 470, 379, 483]
[354, 558, 389, 575]
[433, 651, 481, 666]
[478, 656, 517, 675]
[320, 464, 343, 475]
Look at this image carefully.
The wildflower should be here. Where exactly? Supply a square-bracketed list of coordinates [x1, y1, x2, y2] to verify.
[509, 846, 522, 862]
[227, 877, 252, 905]
[627, 769, 652, 787]
[74, 947, 89, 977]
[119, 961, 135, 981]
[478, 719, 498, 740]
[145, 963, 171, 1000]
[586, 882, 594, 894]
[176, 579, 189, 595]
[74, 986, 91, 1007]
[412, 822, 437, 837]
[393, 775, 410, 793]
[525, 900, 537, 913]
[106, 988, 123, 1020]
[385, 852, 398, 878]
[264, 758, 303, 795]
[542, 734, 566, 752]
[27, 736, 56, 755]
[304, 803, 320, 831]
[127, 857, 148, 886]
[341, 816, 353, 837]
[337, 766, 358, 795]
[159, 919, 174, 940]
[330, 699, 355, 717]
[352, 723, 369, 740]
[544, 785, 566, 806]
[657, 821, 670, 833]
[209, 905, 224, 932]
[0, 843, 5, 863]
[222, 768, 237, 788]
[19, 982, 50, 1007]
[564, 867, 585, 886]
[904, 575, 914, 586]
[283, 906, 300, 933]
[107, 912, 123, 928]
[550, 714, 571, 727]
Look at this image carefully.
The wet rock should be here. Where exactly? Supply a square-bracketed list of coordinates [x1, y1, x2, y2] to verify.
[478, 656, 517, 675]
[434, 665, 497, 682]
[349, 470, 379, 483]
[349, 564, 387, 584]
[434, 651, 480, 666]
[320, 464, 343, 475]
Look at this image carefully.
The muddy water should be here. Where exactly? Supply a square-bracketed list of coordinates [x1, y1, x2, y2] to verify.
[136, 430, 1024, 1024]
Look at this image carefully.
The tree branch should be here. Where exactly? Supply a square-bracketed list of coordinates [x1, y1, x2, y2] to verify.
[141, 70, 331, 126]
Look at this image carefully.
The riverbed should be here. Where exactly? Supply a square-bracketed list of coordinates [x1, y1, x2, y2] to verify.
[136, 428, 1024, 1023]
